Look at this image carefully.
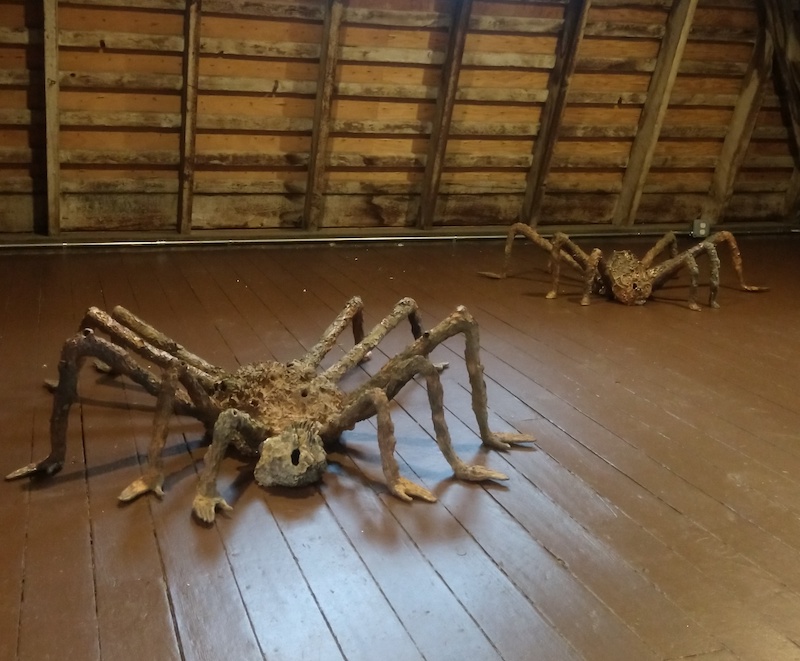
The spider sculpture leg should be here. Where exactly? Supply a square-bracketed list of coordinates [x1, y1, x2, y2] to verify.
[105, 306, 224, 378]
[5, 329, 195, 481]
[80, 307, 220, 390]
[300, 295, 367, 369]
[324, 354, 509, 502]
[640, 231, 678, 268]
[118, 366, 180, 501]
[118, 363, 220, 502]
[479, 223, 581, 279]
[192, 409, 267, 523]
[323, 297, 424, 382]
[650, 231, 767, 309]
[703, 231, 768, 294]
[549, 232, 603, 305]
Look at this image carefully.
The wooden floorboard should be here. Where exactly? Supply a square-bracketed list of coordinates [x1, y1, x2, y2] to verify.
[2, 234, 800, 660]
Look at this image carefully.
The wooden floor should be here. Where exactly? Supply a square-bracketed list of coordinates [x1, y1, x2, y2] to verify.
[1, 233, 799, 661]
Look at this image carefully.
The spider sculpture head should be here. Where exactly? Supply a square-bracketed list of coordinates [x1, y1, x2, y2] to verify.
[254, 420, 327, 488]
[607, 250, 653, 305]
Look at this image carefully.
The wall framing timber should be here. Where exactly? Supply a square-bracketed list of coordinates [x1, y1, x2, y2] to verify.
[0, 0, 798, 242]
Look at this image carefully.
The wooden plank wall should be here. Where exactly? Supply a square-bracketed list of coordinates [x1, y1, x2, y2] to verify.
[0, 0, 797, 239]
[0, 0, 44, 233]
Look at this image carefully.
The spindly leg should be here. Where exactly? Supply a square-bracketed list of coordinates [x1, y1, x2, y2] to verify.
[703, 231, 768, 293]
[704, 244, 722, 308]
[547, 233, 599, 303]
[580, 248, 603, 305]
[300, 296, 367, 370]
[6, 330, 195, 481]
[325, 355, 507, 503]
[108, 306, 224, 378]
[118, 366, 180, 501]
[193, 409, 267, 523]
[685, 254, 701, 311]
[641, 231, 678, 268]
[323, 297, 424, 383]
[479, 223, 581, 280]
[80, 307, 219, 391]
[348, 305, 533, 451]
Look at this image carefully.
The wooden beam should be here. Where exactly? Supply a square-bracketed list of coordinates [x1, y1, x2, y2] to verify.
[520, 0, 590, 227]
[44, 0, 60, 236]
[178, 0, 201, 235]
[304, 0, 343, 231]
[418, 0, 471, 230]
[763, 0, 800, 223]
[701, 16, 773, 226]
[612, 0, 699, 227]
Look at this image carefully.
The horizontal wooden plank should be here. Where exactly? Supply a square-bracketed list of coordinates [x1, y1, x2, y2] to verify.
[61, 178, 179, 193]
[60, 192, 177, 230]
[60, 110, 181, 128]
[61, 149, 180, 165]
[199, 76, 316, 95]
[0, 27, 41, 46]
[200, 37, 320, 60]
[0, 147, 33, 164]
[60, 0, 186, 10]
[199, 115, 313, 132]
[60, 30, 184, 53]
[470, 16, 563, 33]
[0, 109, 41, 125]
[192, 194, 303, 229]
[0, 178, 39, 194]
[60, 70, 183, 91]
[0, 70, 34, 86]
[344, 7, 449, 28]
[202, 0, 324, 21]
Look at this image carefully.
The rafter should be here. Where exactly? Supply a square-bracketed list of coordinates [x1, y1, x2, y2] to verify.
[763, 0, 800, 223]
[178, 0, 201, 235]
[520, 0, 590, 227]
[304, 0, 344, 231]
[612, 0, 699, 227]
[417, 0, 472, 230]
[44, 0, 60, 235]
[701, 12, 773, 226]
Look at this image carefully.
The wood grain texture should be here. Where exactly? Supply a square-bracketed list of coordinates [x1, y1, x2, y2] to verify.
[1, 235, 799, 659]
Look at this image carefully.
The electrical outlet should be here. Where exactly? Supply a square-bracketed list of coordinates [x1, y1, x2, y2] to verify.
[692, 219, 709, 238]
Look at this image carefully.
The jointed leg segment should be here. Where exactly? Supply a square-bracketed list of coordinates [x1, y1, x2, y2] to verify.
[323, 304, 533, 501]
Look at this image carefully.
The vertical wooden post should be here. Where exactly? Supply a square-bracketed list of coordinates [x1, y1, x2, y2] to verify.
[304, 0, 344, 231]
[43, 0, 60, 235]
[701, 23, 773, 225]
[763, 0, 800, 223]
[520, 0, 590, 227]
[178, 0, 201, 235]
[612, 0, 699, 227]
[417, 0, 471, 230]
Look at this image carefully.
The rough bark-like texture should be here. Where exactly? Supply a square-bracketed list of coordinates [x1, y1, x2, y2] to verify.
[7, 297, 532, 524]
[483, 228, 768, 310]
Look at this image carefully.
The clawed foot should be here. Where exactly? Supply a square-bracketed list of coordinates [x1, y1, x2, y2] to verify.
[192, 493, 233, 524]
[389, 476, 437, 503]
[5, 458, 63, 480]
[118, 471, 165, 502]
[455, 462, 508, 482]
[484, 431, 535, 451]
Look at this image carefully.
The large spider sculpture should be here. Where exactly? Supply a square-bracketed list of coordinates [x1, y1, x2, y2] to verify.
[6, 297, 533, 523]
[480, 223, 767, 310]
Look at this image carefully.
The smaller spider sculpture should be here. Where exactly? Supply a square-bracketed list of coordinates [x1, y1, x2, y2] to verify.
[480, 223, 767, 310]
[7, 297, 533, 523]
